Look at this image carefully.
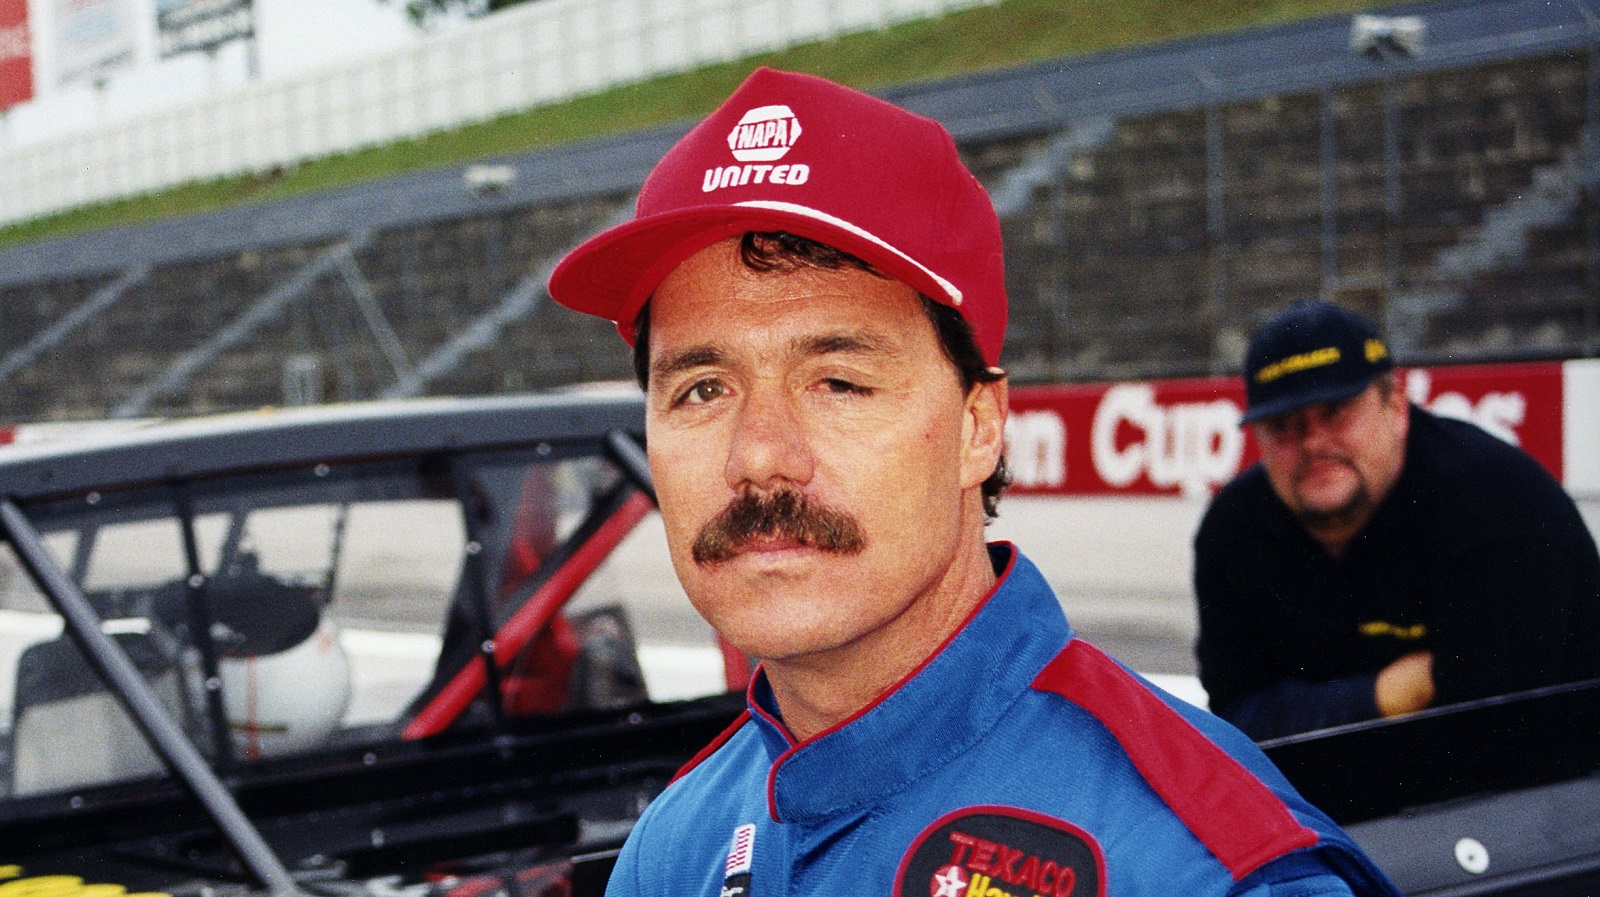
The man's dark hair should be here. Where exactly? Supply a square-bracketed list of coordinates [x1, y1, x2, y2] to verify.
[632, 231, 1010, 519]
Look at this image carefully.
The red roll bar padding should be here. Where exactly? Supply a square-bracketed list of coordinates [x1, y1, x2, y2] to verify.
[402, 490, 656, 740]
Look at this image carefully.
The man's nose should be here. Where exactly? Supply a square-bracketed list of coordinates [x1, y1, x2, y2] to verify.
[723, 387, 814, 490]
[1296, 408, 1344, 449]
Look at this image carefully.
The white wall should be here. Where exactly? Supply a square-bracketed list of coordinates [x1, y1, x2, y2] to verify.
[1565, 359, 1600, 501]
[0, 0, 996, 226]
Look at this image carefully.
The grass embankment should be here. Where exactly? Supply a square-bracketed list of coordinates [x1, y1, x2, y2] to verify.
[0, 0, 1386, 248]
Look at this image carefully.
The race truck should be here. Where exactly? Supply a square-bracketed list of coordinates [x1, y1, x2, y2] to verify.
[0, 392, 1593, 896]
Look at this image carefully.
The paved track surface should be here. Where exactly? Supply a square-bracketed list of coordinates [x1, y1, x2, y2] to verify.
[988, 496, 1207, 675]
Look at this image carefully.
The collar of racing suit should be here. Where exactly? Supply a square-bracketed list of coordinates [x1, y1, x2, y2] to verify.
[742, 542, 1075, 823]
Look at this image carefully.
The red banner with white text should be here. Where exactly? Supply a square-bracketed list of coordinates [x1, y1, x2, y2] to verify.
[1005, 361, 1568, 498]
[0, 0, 33, 111]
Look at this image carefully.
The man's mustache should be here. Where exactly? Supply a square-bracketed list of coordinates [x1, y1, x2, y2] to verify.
[692, 488, 866, 564]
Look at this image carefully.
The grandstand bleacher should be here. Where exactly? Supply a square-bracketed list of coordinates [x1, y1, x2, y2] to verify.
[2, 0, 1599, 422]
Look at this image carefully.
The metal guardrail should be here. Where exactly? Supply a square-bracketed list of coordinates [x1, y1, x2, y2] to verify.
[111, 234, 373, 418]
[0, 264, 150, 381]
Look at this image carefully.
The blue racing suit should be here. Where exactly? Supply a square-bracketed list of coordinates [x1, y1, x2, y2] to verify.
[606, 544, 1400, 897]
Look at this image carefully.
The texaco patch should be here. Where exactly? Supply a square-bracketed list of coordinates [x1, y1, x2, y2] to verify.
[895, 807, 1105, 897]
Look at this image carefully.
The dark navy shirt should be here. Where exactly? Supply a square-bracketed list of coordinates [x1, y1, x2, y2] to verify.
[1195, 405, 1600, 740]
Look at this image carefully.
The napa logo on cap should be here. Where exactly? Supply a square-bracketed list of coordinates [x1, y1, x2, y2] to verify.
[703, 104, 812, 192]
[727, 105, 802, 161]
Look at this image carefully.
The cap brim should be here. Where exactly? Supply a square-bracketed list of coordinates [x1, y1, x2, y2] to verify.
[1239, 374, 1376, 425]
[548, 202, 963, 345]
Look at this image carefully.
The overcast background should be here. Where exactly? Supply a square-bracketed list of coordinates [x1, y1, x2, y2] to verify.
[4, 0, 442, 145]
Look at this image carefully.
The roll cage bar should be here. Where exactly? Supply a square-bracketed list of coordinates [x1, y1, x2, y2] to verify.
[0, 427, 657, 896]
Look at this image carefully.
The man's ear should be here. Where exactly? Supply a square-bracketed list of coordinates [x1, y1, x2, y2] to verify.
[961, 375, 1008, 491]
[1385, 375, 1411, 441]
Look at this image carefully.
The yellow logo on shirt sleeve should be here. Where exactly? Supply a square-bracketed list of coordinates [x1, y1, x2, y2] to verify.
[1358, 621, 1427, 640]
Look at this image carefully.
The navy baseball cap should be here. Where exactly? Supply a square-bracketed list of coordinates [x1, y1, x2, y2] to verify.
[1240, 302, 1394, 425]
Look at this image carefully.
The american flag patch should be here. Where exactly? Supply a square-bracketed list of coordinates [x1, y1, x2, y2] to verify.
[725, 823, 756, 876]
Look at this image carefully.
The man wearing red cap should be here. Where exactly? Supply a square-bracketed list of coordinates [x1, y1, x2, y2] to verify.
[549, 68, 1399, 897]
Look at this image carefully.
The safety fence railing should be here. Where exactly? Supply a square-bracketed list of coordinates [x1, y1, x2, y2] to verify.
[0, 0, 996, 227]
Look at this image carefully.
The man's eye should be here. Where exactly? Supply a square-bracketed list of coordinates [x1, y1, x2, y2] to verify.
[821, 378, 871, 395]
[1259, 416, 1299, 441]
[681, 380, 724, 404]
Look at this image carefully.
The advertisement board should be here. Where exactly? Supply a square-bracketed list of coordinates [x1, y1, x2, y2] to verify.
[53, 0, 137, 87]
[0, 0, 32, 110]
[1005, 361, 1569, 498]
[4, 360, 1590, 498]
[156, 0, 254, 59]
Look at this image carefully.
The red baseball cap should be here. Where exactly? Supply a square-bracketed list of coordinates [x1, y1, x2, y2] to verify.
[546, 67, 1008, 367]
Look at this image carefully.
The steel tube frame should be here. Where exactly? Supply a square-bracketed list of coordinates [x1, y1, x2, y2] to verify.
[0, 498, 305, 897]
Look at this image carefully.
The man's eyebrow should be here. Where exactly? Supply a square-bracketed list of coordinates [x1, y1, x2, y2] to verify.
[651, 345, 725, 383]
[650, 330, 895, 383]
[797, 330, 895, 358]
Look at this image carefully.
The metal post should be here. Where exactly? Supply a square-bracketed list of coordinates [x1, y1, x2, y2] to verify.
[1320, 88, 1339, 296]
[1382, 68, 1403, 313]
[605, 430, 656, 504]
[335, 252, 413, 384]
[1195, 65, 1228, 370]
[0, 499, 303, 897]
[449, 460, 507, 730]
[173, 483, 237, 770]
[1586, 46, 1600, 354]
[1203, 101, 1229, 372]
